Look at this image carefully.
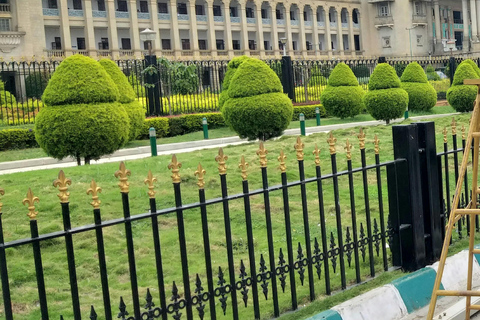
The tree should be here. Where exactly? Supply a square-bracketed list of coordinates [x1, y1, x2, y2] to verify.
[400, 62, 437, 111]
[447, 60, 479, 112]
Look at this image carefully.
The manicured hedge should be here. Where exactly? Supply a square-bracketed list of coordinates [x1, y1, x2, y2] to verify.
[447, 61, 479, 112]
[292, 105, 326, 119]
[400, 62, 437, 111]
[0, 129, 38, 151]
[141, 117, 169, 139]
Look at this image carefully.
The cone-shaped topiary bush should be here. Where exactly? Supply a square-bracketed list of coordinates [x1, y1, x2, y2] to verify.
[99, 58, 145, 140]
[447, 61, 479, 112]
[400, 62, 437, 111]
[364, 63, 408, 124]
[320, 63, 364, 118]
[35, 55, 130, 164]
[219, 56, 252, 110]
[461, 59, 480, 77]
[222, 58, 293, 140]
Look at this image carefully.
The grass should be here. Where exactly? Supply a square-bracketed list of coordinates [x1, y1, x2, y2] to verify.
[0, 113, 473, 320]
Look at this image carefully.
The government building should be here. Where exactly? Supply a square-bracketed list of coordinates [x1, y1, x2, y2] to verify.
[0, 0, 478, 60]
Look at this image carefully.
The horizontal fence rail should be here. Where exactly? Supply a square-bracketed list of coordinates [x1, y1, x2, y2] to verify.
[0, 133, 402, 320]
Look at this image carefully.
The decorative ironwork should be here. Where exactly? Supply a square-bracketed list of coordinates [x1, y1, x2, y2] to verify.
[345, 139, 352, 160]
[359, 223, 366, 262]
[215, 148, 228, 175]
[327, 132, 337, 155]
[194, 163, 206, 189]
[237, 260, 249, 307]
[462, 125, 466, 140]
[344, 227, 353, 267]
[194, 274, 206, 319]
[168, 155, 182, 183]
[443, 127, 448, 143]
[451, 117, 457, 135]
[238, 156, 249, 180]
[87, 180, 102, 209]
[144, 170, 157, 198]
[278, 150, 287, 173]
[313, 144, 321, 166]
[117, 296, 134, 320]
[22, 188, 39, 220]
[258, 254, 269, 299]
[215, 267, 229, 315]
[329, 232, 337, 273]
[276, 248, 287, 292]
[257, 142, 268, 167]
[374, 135, 380, 154]
[313, 238, 322, 280]
[295, 242, 306, 285]
[115, 162, 131, 193]
[294, 136, 305, 161]
[358, 128, 366, 149]
[0, 187, 4, 213]
[53, 170, 71, 203]
[168, 281, 185, 320]
[89, 306, 97, 320]
[373, 219, 381, 256]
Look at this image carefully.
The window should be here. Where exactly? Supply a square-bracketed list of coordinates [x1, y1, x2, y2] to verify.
[213, 5, 221, 16]
[48, 0, 57, 9]
[181, 39, 190, 50]
[303, 11, 307, 21]
[414, 2, 423, 15]
[121, 38, 131, 49]
[77, 38, 86, 50]
[306, 41, 312, 50]
[276, 9, 283, 19]
[97, 0, 105, 11]
[117, 0, 128, 12]
[417, 35, 423, 46]
[453, 11, 462, 24]
[177, 3, 187, 14]
[54, 36, 62, 50]
[158, 3, 168, 13]
[378, 3, 389, 16]
[246, 7, 254, 18]
[0, 18, 10, 31]
[382, 36, 391, 48]
[263, 40, 269, 50]
[232, 39, 240, 50]
[261, 9, 267, 19]
[316, 11, 322, 22]
[216, 39, 225, 50]
[195, 5, 204, 15]
[354, 35, 360, 51]
[99, 38, 109, 49]
[198, 39, 207, 50]
[290, 11, 295, 21]
[292, 41, 297, 50]
[230, 6, 237, 17]
[139, 1, 148, 13]
[161, 39, 171, 49]
[352, 10, 358, 24]
[73, 0, 82, 10]
[248, 40, 256, 50]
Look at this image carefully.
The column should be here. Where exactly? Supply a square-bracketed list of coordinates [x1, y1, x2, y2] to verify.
[298, 4, 306, 57]
[325, 7, 332, 58]
[150, 0, 162, 53]
[426, 2, 434, 52]
[256, 5, 264, 57]
[285, 6, 293, 55]
[129, 0, 142, 57]
[188, 0, 199, 57]
[347, 10, 355, 57]
[169, 0, 181, 58]
[471, 0, 478, 41]
[83, 0, 97, 57]
[434, 0, 441, 44]
[107, 0, 119, 57]
[58, 0, 72, 55]
[222, 1, 233, 57]
[240, 1, 249, 54]
[206, 1, 217, 57]
[357, 10, 363, 54]
[270, 4, 279, 56]
[336, 7, 344, 56]
[312, 6, 320, 58]
[463, 0, 469, 52]
[477, 0, 480, 39]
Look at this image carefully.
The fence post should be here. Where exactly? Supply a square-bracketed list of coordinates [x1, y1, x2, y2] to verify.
[144, 55, 162, 116]
[449, 57, 456, 86]
[378, 56, 386, 63]
[281, 55, 295, 102]
[391, 124, 426, 271]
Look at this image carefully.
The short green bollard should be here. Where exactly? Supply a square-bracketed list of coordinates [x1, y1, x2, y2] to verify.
[300, 113, 306, 136]
[202, 117, 209, 139]
[149, 127, 157, 157]
[404, 109, 409, 120]
[315, 107, 321, 126]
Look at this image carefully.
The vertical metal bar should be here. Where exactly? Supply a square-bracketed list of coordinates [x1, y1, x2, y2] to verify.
[0, 210, 13, 320]
[94, 208, 112, 320]
[360, 147, 375, 277]
[31, 219, 49, 320]
[386, 163, 402, 267]
[375, 151, 388, 272]
[347, 155, 361, 283]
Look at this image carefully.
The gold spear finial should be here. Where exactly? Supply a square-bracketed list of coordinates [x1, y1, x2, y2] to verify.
[87, 180, 102, 209]
[215, 148, 228, 175]
[53, 170, 72, 203]
[328, 132, 337, 155]
[443, 127, 447, 143]
[294, 137, 304, 161]
[462, 125, 466, 140]
[374, 135, 380, 155]
[256, 142, 268, 168]
[0, 188, 4, 213]
[239, 156, 249, 180]
[345, 139, 353, 160]
[194, 163, 207, 188]
[22, 189, 40, 220]
[313, 144, 321, 166]
[144, 170, 157, 198]
[168, 155, 182, 183]
[451, 117, 457, 135]
[114, 162, 131, 193]
[358, 128, 366, 149]
[278, 150, 287, 173]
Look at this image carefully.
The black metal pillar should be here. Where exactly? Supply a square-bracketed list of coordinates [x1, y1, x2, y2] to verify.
[281, 55, 295, 102]
[378, 56, 386, 64]
[144, 55, 162, 116]
[449, 57, 456, 86]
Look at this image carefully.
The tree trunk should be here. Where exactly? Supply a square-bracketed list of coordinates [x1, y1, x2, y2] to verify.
[85, 156, 91, 165]
[76, 156, 81, 166]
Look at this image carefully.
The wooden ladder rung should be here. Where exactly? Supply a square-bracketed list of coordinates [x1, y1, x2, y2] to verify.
[472, 132, 480, 138]
[436, 290, 480, 297]
[455, 209, 480, 215]
[472, 249, 480, 254]
[470, 305, 480, 310]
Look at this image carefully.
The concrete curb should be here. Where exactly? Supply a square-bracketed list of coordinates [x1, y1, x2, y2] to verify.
[306, 247, 476, 320]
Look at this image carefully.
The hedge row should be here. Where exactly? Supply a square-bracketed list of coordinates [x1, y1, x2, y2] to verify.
[0, 129, 38, 151]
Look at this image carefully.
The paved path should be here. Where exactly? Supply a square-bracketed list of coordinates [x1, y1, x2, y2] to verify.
[0, 112, 459, 175]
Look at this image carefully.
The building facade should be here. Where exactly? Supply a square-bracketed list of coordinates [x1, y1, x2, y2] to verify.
[0, 0, 478, 60]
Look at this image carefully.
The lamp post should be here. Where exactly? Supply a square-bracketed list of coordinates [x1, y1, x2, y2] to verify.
[280, 37, 287, 56]
[139, 28, 161, 116]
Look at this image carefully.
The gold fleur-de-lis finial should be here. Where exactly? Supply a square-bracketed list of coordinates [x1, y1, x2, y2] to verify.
[144, 170, 157, 198]
[53, 170, 72, 203]
[294, 136, 305, 161]
[462, 125, 466, 140]
[256, 142, 268, 168]
[215, 148, 228, 175]
[239, 156, 249, 180]
[22, 189, 40, 220]
[443, 127, 447, 143]
[168, 155, 182, 183]
[328, 132, 337, 155]
[278, 150, 287, 173]
[345, 139, 353, 160]
[374, 135, 380, 155]
[451, 117, 457, 135]
[358, 128, 366, 149]
[194, 163, 207, 188]
[0, 188, 4, 213]
[114, 162, 131, 193]
[313, 144, 321, 166]
[87, 180, 102, 209]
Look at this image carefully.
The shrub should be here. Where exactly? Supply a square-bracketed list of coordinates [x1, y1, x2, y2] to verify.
[167, 112, 225, 137]
[0, 90, 16, 107]
[351, 64, 371, 78]
[400, 62, 437, 111]
[128, 74, 146, 98]
[447, 61, 479, 112]
[25, 72, 50, 99]
[222, 58, 293, 140]
[219, 56, 252, 109]
[0, 128, 38, 151]
[394, 63, 407, 78]
[452, 61, 479, 86]
[426, 65, 440, 81]
[292, 105, 326, 120]
[141, 117, 170, 139]
[460, 59, 480, 77]
[320, 63, 364, 118]
[364, 63, 408, 123]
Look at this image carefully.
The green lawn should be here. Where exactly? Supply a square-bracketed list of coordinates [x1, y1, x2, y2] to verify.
[0, 113, 472, 320]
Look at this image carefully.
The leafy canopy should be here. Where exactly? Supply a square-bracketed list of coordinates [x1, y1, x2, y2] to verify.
[401, 62, 428, 84]
[368, 63, 401, 90]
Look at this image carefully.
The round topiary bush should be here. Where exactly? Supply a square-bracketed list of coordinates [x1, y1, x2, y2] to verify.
[99, 58, 145, 140]
[447, 61, 479, 112]
[400, 62, 437, 111]
[35, 54, 129, 164]
[219, 56, 252, 110]
[364, 63, 408, 124]
[320, 63, 364, 118]
[222, 58, 293, 140]
[460, 59, 480, 77]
